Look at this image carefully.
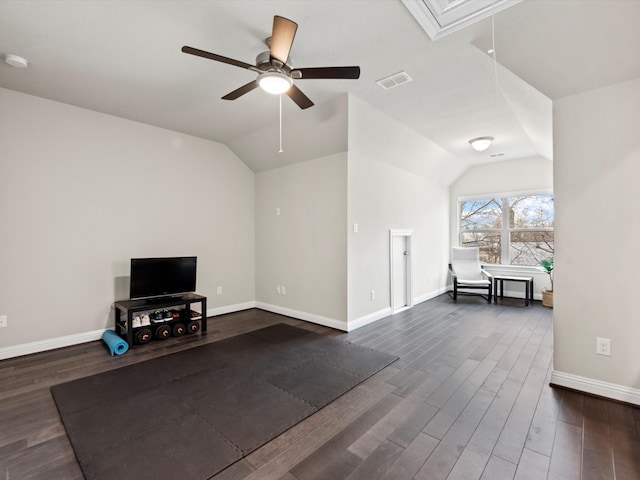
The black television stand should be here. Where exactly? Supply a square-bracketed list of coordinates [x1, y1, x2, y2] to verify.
[143, 295, 183, 305]
[114, 293, 207, 347]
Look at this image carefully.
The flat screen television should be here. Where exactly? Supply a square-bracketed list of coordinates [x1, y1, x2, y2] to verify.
[129, 256, 197, 300]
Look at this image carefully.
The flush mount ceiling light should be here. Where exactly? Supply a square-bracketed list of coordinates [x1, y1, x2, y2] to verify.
[469, 136, 494, 152]
[4, 54, 28, 68]
[258, 72, 293, 95]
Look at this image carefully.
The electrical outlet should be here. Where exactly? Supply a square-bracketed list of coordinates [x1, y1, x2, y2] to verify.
[217, 286, 222, 295]
[281, 286, 286, 295]
[275, 207, 281, 216]
[596, 337, 611, 356]
[370, 290, 375, 300]
[276, 286, 281, 294]
[0, 315, 6, 328]
[353, 223, 359, 233]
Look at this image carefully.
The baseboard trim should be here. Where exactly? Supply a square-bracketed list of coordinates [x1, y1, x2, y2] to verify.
[240, 302, 395, 333]
[0, 329, 108, 361]
[501, 288, 543, 301]
[207, 301, 256, 318]
[348, 307, 393, 331]
[414, 286, 449, 305]
[0, 301, 260, 361]
[1, 292, 457, 360]
[348, 288, 447, 332]
[255, 302, 348, 331]
[550, 370, 640, 406]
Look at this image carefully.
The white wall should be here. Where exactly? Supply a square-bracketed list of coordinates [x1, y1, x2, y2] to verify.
[0, 88, 255, 351]
[254, 95, 465, 331]
[552, 78, 640, 403]
[449, 156, 554, 297]
[347, 96, 458, 326]
[255, 153, 348, 328]
[228, 96, 348, 173]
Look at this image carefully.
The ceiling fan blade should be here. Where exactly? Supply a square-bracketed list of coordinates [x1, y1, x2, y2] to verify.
[222, 80, 260, 100]
[270, 16, 298, 64]
[286, 85, 314, 109]
[292, 66, 361, 80]
[182, 46, 257, 71]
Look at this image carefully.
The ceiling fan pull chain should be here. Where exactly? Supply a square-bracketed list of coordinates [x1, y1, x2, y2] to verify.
[279, 93, 283, 153]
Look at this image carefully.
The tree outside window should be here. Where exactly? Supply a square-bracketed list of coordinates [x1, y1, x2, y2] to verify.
[459, 194, 554, 265]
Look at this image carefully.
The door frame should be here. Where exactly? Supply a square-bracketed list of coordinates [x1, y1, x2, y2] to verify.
[389, 229, 413, 314]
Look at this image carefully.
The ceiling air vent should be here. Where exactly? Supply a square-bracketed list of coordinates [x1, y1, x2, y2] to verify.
[489, 152, 506, 158]
[376, 71, 413, 90]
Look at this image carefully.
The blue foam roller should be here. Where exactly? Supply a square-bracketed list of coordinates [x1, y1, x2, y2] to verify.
[102, 330, 129, 356]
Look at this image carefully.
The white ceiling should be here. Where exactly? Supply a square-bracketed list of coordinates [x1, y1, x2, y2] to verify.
[1, 0, 639, 173]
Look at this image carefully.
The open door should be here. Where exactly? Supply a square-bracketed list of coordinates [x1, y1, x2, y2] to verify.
[390, 230, 413, 314]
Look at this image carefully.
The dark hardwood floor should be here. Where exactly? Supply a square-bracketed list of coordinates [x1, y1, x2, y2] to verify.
[1, 295, 639, 479]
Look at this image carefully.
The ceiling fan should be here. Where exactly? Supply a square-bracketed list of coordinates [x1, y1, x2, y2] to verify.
[182, 15, 361, 109]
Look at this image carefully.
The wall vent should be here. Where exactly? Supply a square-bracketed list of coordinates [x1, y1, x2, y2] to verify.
[376, 71, 413, 90]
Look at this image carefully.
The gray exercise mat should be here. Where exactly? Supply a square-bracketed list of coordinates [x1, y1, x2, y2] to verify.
[51, 323, 398, 480]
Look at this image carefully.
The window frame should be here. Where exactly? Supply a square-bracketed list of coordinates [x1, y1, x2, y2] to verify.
[457, 189, 554, 267]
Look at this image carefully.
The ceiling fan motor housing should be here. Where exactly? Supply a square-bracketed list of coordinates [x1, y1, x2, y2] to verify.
[256, 51, 291, 74]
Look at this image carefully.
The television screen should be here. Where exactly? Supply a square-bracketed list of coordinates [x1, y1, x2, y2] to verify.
[129, 256, 197, 300]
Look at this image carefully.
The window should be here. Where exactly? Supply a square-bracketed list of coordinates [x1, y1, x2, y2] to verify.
[459, 194, 554, 265]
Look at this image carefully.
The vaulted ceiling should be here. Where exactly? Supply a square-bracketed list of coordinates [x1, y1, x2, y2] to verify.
[1, 1, 638, 173]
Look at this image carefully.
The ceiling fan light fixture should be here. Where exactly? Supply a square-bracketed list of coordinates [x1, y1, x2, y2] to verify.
[469, 136, 494, 152]
[258, 72, 293, 94]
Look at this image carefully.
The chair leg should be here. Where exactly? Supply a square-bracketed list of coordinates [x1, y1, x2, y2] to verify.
[487, 282, 492, 303]
[453, 281, 458, 301]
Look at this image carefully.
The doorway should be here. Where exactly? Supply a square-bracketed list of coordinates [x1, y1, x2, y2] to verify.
[390, 229, 413, 314]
